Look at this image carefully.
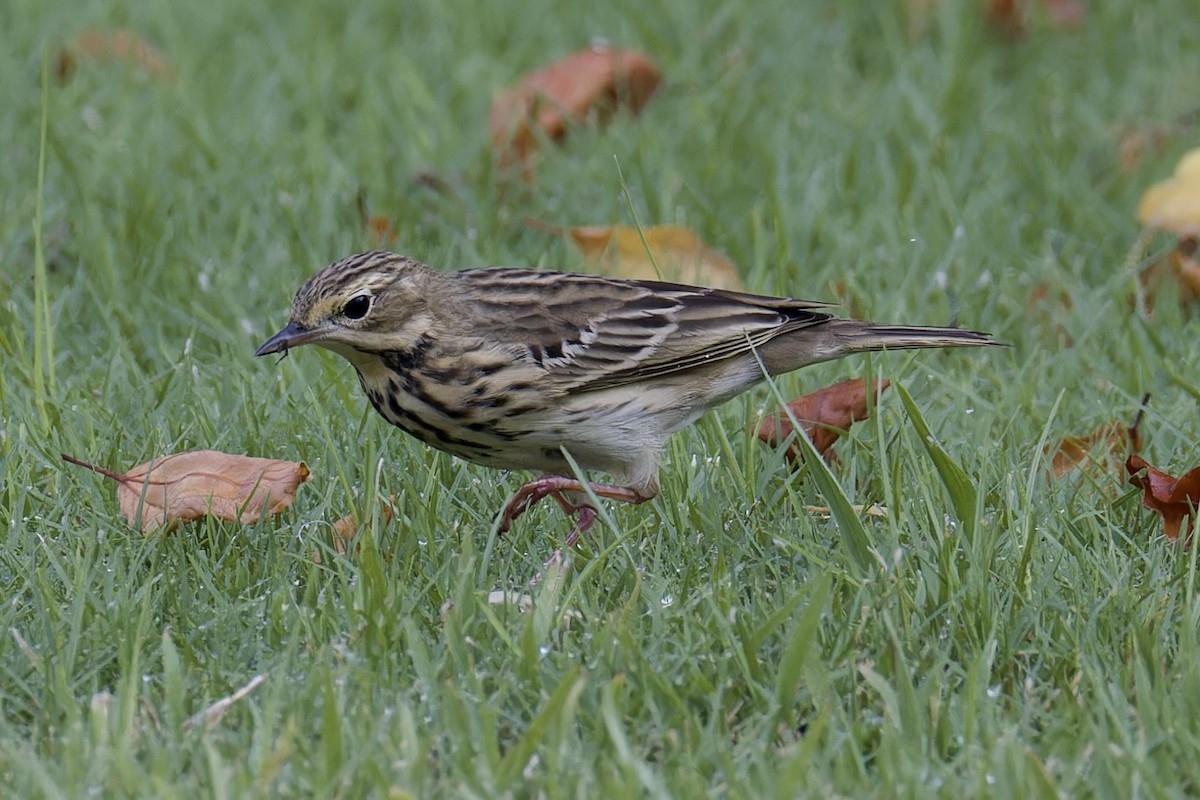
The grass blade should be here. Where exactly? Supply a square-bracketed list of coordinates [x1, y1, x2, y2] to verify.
[896, 382, 978, 543]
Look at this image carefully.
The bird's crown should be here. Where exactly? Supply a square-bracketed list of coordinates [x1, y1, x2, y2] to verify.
[289, 251, 429, 330]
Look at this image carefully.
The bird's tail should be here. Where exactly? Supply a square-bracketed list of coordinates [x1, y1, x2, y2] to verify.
[823, 320, 1000, 355]
[757, 318, 1002, 376]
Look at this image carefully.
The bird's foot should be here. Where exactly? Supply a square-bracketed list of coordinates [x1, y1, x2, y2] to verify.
[497, 475, 650, 545]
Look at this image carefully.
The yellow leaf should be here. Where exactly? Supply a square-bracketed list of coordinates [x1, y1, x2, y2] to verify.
[562, 224, 744, 290]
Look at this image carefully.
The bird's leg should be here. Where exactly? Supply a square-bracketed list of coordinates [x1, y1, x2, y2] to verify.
[497, 475, 651, 544]
[549, 491, 597, 548]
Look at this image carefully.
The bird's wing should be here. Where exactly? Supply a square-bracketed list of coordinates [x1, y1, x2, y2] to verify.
[457, 268, 833, 393]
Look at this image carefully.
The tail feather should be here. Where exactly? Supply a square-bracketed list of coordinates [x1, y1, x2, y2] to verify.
[829, 321, 1000, 355]
[757, 318, 1002, 376]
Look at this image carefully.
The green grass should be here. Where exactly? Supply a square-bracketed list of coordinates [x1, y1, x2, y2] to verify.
[4, 0, 1200, 796]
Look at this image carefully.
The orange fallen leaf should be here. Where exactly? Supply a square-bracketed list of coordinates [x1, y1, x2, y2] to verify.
[490, 45, 661, 170]
[56, 28, 176, 83]
[1136, 239, 1200, 312]
[756, 378, 890, 464]
[366, 216, 398, 248]
[1046, 397, 1147, 478]
[532, 219, 744, 290]
[320, 497, 395, 561]
[1127, 455, 1200, 546]
[62, 451, 309, 532]
[355, 190, 398, 249]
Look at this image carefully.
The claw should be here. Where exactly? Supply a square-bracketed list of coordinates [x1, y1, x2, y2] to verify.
[497, 475, 651, 544]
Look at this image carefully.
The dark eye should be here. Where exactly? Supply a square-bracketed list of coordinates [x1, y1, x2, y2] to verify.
[344, 295, 372, 320]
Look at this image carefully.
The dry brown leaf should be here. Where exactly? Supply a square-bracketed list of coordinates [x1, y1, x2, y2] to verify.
[318, 497, 395, 562]
[756, 378, 890, 464]
[1137, 238, 1200, 311]
[355, 190, 398, 249]
[1046, 401, 1146, 479]
[1127, 455, 1200, 546]
[1174, 239, 1200, 297]
[56, 28, 176, 82]
[532, 220, 744, 290]
[490, 45, 661, 170]
[364, 216, 398, 248]
[63, 450, 309, 532]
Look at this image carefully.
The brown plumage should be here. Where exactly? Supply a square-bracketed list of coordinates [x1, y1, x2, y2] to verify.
[257, 251, 1000, 543]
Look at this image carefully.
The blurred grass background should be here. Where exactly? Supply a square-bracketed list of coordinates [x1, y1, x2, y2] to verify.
[3, 0, 1200, 796]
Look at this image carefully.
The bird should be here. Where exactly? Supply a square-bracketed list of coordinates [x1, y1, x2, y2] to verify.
[257, 250, 1000, 545]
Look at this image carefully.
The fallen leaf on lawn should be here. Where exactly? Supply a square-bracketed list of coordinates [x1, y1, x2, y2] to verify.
[1046, 397, 1147, 478]
[1135, 148, 1200, 310]
[490, 44, 661, 170]
[1127, 454, 1200, 546]
[531, 219, 744, 290]
[62, 451, 309, 532]
[316, 497, 395, 562]
[354, 190, 398, 248]
[1138, 147, 1200, 238]
[756, 378, 890, 464]
[56, 28, 176, 83]
[1136, 238, 1200, 312]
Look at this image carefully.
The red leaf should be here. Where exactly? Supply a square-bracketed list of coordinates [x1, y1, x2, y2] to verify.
[1127, 455, 1200, 546]
[490, 45, 662, 170]
[756, 379, 890, 464]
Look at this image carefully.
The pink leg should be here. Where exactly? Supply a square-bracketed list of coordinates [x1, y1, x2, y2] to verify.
[498, 475, 652, 545]
[548, 491, 598, 547]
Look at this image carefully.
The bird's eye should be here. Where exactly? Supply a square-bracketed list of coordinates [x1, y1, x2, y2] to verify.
[343, 295, 372, 320]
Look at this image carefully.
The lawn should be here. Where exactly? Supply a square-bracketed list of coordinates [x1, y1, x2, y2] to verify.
[4, 0, 1200, 796]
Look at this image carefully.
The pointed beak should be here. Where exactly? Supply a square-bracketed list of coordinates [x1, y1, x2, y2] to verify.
[255, 321, 326, 357]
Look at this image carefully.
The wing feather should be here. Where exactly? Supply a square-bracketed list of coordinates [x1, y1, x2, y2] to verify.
[456, 268, 833, 393]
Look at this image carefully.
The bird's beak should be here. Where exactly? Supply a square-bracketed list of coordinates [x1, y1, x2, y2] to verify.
[255, 321, 326, 357]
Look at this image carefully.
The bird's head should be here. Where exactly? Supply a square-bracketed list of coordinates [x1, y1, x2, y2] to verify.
[256, 251, 436, 361]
